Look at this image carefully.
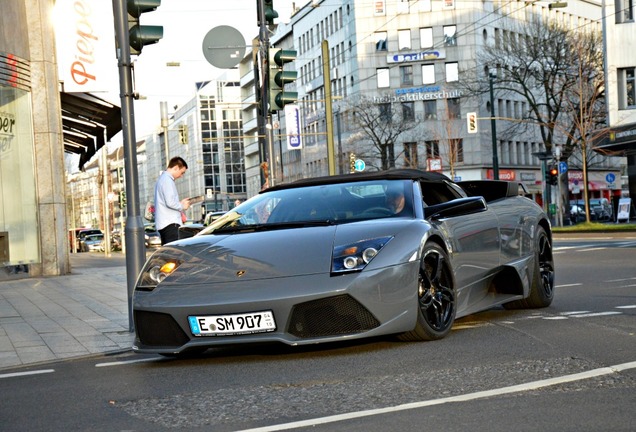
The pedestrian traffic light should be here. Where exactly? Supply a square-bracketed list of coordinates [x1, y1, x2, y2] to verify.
[268, 48, 298, 113]
[127, 0, 163, 55]
[547, 165, 559, 185]
[467, 112, 478, 134]
[263, 0, 278, 27]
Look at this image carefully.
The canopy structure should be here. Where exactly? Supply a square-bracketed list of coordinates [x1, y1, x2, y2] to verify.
[61, 92, 122, 169]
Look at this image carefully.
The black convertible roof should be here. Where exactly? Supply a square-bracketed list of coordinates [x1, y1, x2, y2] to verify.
[266, 169, 451, 192]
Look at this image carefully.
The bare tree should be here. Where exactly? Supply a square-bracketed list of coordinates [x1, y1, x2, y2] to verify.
[344, 96, 424, 171]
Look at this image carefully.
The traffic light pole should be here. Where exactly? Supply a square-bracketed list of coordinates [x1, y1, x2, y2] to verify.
[112, 0, 148, 332]
[257, 0, 274, 187]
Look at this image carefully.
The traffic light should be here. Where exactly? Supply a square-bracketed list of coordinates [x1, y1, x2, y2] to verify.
[127, 0, 163, 55]
[119, 191, 127, 207]
[263, 0, 279, 27]
[178, 124, 188, 144]
[268, 48, 298, 113]
[547, 165, 559, 185]
[466, 112, 478, 134]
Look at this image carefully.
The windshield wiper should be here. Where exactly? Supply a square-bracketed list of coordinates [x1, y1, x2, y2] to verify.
[214, 220, 335, 233]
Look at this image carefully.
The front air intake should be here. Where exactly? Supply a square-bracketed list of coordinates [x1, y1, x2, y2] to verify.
[288, 294, 380, 338]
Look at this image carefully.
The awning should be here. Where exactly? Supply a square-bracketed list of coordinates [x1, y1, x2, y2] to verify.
[61, 92, 122, 169]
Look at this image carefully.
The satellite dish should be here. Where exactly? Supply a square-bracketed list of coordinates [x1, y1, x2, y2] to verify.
[201, 26, 246, 69]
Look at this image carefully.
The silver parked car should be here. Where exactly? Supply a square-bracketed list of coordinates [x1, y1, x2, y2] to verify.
[132, 170, 555, 356]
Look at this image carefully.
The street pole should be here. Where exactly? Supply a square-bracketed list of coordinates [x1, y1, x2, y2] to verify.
[112, 0, 148, 332]
[555, 146, 563, 227]
[489, 73, 499, 180]
[160, 101, 169, 165]
[257, 0, 271, 187]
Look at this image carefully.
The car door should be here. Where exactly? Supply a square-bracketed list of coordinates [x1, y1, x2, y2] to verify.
[420, 180, 501, 315]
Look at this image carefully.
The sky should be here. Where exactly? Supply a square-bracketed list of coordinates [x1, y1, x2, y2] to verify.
[123, 0, 298, 140]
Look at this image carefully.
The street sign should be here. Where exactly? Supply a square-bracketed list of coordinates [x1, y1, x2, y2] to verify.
[354, 159, 365, 172]
[606, 173, 616, 183]
[559, 161, 567, 174]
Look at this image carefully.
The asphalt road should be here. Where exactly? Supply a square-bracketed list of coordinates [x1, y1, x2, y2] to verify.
[1, 237, 635, 431]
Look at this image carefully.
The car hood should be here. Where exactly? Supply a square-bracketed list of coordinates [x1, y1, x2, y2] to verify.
[158, 221, 415, 285]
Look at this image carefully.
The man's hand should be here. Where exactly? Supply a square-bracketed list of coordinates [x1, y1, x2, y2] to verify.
[181, 198, 191, 210]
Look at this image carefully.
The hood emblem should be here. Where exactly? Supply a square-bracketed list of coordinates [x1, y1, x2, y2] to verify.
[236, 270, 246, 277]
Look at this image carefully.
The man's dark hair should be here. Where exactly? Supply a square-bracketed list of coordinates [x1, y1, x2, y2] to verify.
[167, 156, 188, 169]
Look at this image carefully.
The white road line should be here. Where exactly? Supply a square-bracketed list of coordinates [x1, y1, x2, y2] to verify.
[616, 305, 636, 309]
[560, 311, 590, 315]
[606, 277, 636, 283]
[578, 247, 607, 252]
[95, 357, 163, 368]
[0, 369, 55, 380]
[556, 283, 583, 288]
[571, 311, 623, 318]
[235, 361, 636, 432]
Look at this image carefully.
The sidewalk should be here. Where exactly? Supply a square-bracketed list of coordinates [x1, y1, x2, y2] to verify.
[0, 252, 134, 370]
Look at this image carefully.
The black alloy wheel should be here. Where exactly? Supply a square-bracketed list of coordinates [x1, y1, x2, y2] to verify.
[399, 243, 456, 341]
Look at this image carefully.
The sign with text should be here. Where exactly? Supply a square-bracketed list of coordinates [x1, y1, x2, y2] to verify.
[54, 0, 117, 92]
[284, 105, 302, 150]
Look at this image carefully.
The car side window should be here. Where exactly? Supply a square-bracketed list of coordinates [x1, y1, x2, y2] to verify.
[420, 181, 462, 206]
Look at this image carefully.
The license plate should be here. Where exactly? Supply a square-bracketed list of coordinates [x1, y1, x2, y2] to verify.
[188, 311, 276, 336]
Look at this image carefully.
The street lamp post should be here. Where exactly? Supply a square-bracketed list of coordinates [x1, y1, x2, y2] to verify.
[489, 73, 499, 180]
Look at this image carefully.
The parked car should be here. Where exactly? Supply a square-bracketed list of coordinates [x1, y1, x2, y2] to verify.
[69, 228, 103, 252]
[132, 169, 555, 356]
[144, 224, 162, 248]
[79, 233, 104, 252]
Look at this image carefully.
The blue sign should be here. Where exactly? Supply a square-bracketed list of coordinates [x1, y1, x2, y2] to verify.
[354, 159, 365, 172]
[606, 173, 616, 183]
[559, 161, 567, 174]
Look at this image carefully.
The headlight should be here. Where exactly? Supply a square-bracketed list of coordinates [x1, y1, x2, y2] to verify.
[136, 256, 182, 291]
[332, 236, 393, 274]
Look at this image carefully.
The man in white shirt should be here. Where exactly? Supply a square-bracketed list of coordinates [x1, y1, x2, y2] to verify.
[154, 156, 191, 245]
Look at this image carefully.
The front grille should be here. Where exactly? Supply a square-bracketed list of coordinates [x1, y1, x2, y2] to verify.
[134, 310, 190, 348]
[288, 294, 380, 338]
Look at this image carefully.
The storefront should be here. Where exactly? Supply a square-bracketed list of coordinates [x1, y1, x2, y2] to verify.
[0, 51, 40, 267]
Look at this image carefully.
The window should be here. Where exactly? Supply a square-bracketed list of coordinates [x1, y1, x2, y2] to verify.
[422, 64, 435, 84]
[379, 103, 392, 122]
[398, 29, 411, 50]
[400, 65, 413, 86]
[404, 142, 419, 168]
[447, 98, 461, 119]
[445, 62, 459, 82]
[618, 67, 636, 108]
[425, 140, 440, 158]
[424, 100, 437, 119]
[443, 25, 457, 46]
[375, 32, 387, 51]
[402, 101, 415, 121]
[377, 68, 390, 88]
[420, 27, 433, 48]
[615, 0, 634, 23]
[450, 139, 464, 163]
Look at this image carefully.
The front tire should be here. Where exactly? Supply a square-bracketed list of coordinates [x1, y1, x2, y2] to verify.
[504, 225, 555, 309]
[399, 243, 456, 341]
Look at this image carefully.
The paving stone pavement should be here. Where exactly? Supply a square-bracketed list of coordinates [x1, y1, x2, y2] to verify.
[0, 252, 135, 370]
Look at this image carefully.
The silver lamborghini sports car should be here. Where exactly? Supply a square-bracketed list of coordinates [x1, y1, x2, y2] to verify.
[132, 169, 555, 355]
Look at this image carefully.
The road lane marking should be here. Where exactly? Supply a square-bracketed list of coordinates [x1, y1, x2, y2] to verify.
[571, 311, 623, 318]
[616, 305, 636, 309]
[556, 283, 582, 288]
[95, 357, 163, 367]
[235, 361, 636, 432]
[0, 369, 55, 380]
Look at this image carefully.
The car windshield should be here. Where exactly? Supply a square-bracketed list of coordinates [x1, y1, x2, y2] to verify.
[199, 179, 414, 234]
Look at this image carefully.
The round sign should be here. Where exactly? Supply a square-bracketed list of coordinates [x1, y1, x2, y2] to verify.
[202, 26, 246, 69]
[354, 159, 366, 172]
[606, 173, 616, 183]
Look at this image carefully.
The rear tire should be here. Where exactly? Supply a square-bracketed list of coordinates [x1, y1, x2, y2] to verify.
[504, 225, 555, 309]
[399, 243, 456, 341]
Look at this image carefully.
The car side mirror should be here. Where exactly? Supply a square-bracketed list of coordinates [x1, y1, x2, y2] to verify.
[425, 196, 487, 220]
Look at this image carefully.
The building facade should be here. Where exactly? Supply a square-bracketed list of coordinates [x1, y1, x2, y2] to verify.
[248, 0, 625, 218]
